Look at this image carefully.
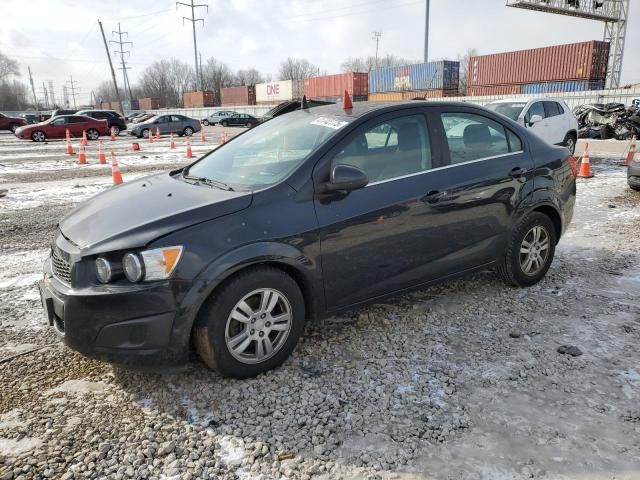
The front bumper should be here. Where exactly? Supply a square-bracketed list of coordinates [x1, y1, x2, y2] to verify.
[39, 256, 190, 367]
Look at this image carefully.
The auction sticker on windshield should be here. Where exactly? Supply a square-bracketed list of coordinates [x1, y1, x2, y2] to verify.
[311, 117, 349, 130]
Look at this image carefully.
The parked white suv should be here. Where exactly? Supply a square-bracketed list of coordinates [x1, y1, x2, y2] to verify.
[485, 98, 579, 153]
[201, 110, 237, 126]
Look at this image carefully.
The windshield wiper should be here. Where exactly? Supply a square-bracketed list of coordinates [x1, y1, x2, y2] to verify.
[182, 173, 234, 191]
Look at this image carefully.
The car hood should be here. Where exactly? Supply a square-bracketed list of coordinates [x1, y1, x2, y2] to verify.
[59, 172, 252, 254]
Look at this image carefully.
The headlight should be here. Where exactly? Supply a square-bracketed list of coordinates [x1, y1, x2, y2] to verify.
[95, 257, 113, 283]
[123, 246, 183, 283]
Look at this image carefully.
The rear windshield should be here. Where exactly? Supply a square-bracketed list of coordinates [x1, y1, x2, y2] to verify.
[186, 111, 352, 191]
[485, 102, 526, 121]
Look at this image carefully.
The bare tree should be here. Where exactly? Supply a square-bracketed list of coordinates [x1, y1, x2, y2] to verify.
[235, 68, 264, 86]
[0, 50, 20, 81]
[201, 57, 234, 106]
[457, 48, 478, 95]
[341, 54, 420, 73]
[93, 80, 117, 104]
[278, 58, 318, 81]
[0, 79, 29, 110]
[137, 59, 195, 107]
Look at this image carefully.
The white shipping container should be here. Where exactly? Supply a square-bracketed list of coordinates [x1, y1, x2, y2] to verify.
[255, 80, 303, 103]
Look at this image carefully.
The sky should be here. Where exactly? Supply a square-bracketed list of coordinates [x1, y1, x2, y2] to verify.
[2, 0, 638, 105]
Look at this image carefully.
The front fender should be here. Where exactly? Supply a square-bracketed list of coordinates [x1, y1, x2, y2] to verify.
[173, 241, 323, 351]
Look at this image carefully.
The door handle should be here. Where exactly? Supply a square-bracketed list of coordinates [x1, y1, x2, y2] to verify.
[510, 167, 528, 178]
[422, 190, 442, 204]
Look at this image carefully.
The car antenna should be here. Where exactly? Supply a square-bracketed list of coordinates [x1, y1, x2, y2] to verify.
[300, 95, 309, 110]
[342, 90, 353, 110]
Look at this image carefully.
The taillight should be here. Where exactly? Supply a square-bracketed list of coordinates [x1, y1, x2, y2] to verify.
[567, 155, 578, 178]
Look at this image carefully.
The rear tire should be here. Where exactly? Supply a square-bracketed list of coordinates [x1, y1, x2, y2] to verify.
[184, 126, 194, 136]
[203, 120, 209, 126]
[563, 133, 576, 154]
[247, 122, 255, 128]
[110, 125, 121, 136]
[10, 124, 18, 133]
[193, 266, 305, 379]
[141, 128, 150, 139]
[221, 121, 228, 127]
[497, 212, 556, 287]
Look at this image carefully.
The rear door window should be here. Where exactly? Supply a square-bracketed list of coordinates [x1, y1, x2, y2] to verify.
[543, 101, 563, 117]
[440, 112, 513, 164]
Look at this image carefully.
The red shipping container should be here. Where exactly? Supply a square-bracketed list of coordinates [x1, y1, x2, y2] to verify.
[183, 91, 215, 108]
[469, 41, 609, 87]
[221, 86, 256, 106]
[467, 85, 522, 96]
[138, 97, 161, 110]
[304, 73, 369, 99]
[369, 89, 459, 102]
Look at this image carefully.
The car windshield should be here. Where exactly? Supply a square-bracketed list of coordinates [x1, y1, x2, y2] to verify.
[485, 102, 527, 121]
[185, 110, 351, 191]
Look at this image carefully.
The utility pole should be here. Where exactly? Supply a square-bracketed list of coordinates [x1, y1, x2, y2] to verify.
[176, 0, 208, 91]
[98, 19, 124, 115]
[373, 32, 382, 69]
[110, 22, 133, 106]
[424, 0, 430, 63]
[27, 66, 40, 116]
[123, 67, 134, 105]
[66, 76, 79, 108]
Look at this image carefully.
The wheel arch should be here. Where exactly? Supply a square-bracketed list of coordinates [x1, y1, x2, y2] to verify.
[531, 204, 562, 243]
[515, 191, 564, 244]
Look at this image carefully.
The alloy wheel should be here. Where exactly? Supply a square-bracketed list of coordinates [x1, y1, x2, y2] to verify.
[566, 137, 576, 154]
[32, 131, 45, 142]
[519, 225, 550, 276]
[224, 288, 293, 364]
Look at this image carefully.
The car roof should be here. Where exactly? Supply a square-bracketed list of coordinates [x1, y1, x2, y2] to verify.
[302, 100, 482, 119]
[487, 97, 564, 104]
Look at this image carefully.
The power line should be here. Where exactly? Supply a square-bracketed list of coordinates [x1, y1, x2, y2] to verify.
[110, 22, 134, 105]
[176, 0, 208, 91]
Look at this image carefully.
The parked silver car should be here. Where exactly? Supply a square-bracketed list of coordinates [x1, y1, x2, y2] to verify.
[129, 114, 201, 138]
[201, 110, 236, 126]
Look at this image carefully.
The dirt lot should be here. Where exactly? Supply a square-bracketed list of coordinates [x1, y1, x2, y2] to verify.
[0, 131, 639, 480]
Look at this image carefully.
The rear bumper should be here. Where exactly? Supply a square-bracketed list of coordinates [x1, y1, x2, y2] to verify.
[39, 257, 190, 367]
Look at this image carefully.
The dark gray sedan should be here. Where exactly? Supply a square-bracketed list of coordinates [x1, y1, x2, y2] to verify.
[129, 114, 201, 138]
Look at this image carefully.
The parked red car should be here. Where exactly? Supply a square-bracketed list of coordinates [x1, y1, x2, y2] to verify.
[14, 115, 110, 142]
[0, 112, 27, 133]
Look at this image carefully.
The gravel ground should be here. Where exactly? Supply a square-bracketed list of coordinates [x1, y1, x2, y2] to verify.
[0, 133, 639, 480]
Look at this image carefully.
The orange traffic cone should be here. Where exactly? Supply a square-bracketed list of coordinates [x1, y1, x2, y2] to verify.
[622, 136, 637, 166]
[98, 140, 107, 164]
[111, 151, 123, 185]
[342, 89, 353, 109]
[578, 142, 594, 178]
[155, 127, 160, 140]
[169, 133, 176, 150]
[65, 129, 74, 154]
[186, 138, 193, 158]
[78, 143, 87, 165]
[81, 130, 88, 146]
[110, 127, 116, 141]
[147, 129, 153, 144]
[220, 131, 226, 145]
[200, 129, 206, 142]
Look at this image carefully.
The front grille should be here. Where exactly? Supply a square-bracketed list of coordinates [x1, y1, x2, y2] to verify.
[52, 249, 72, 284]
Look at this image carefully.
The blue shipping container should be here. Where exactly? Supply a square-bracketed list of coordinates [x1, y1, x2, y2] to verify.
[521, 79, 605, 95]
[369, 61, 459, 93]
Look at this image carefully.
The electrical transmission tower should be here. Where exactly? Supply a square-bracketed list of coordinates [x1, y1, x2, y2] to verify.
[110, 23, 134, 106]
[373, 32, 382, 69]
[39, 82, 50, 109]
[66, 76, 79, 108]
[506, 0, 630, 88]
[176, 0, 208, 91]
[47, 80, 57, 107]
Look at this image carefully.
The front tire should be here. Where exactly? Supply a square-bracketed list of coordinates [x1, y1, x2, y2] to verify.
[202, 120, 209, 126]
[184, 127, 194, 136]
[111, 125, 121, 136]
[10, 124, 18, 133]
[194, 266, 305, 379]
[221, 121, 228, 127]
[31, 130, 46, 142]
[497, 212, 556, 287]
[141, 128, 150, 139]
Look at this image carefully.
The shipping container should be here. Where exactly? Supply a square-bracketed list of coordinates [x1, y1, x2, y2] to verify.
[138, 97, 161, 110]
[303, 72, 368, 99]
[468, 84, 522, 96]
[369, 61, 459, 93]
[255, 80, 304, 104]
[368, 89, 458, 102]
[469, 40, 609, 87]
[521, 79, 606, 95]
[183, 91, 215, 108]
[221, 86, 256, 106]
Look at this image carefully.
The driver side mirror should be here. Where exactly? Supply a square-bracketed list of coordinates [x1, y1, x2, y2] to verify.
[325, 164, 368, 193]
[528, 114, 543, 126]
